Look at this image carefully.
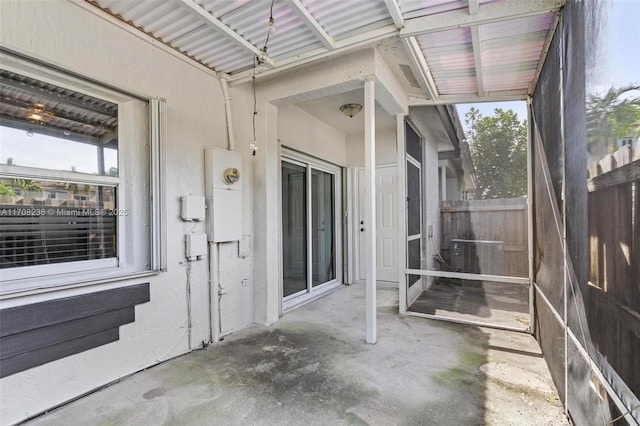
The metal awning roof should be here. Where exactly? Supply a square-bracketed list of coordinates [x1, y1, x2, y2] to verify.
[88, 0, 562, 103]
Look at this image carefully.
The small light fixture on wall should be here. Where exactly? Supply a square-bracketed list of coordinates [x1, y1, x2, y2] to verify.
[340, 103, 363, 118]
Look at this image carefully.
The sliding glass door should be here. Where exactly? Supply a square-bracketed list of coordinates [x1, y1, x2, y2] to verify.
[282, 152, 341, 306]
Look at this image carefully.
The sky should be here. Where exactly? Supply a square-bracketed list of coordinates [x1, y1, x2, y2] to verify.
[456, 101, 528, 135]
[0, 126, 117, 177]
[599, 0, 640, 92]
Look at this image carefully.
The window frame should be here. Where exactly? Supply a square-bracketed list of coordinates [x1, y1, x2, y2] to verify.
[0, 52, 165, 294]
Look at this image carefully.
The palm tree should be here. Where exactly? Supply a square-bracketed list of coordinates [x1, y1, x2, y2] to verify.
[15, 179, 42, 192]
[587, 84, 640, 159]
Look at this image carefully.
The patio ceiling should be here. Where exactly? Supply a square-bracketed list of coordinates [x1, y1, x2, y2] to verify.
[88, 0, 562, 104]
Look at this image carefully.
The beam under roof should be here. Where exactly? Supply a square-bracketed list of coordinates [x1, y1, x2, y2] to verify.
[470, 26, 484, 96]
[468, 0, 480, 15]
[409, 90, 527, 106]
[400, 37, 439, 100]
[400, 0, 563, 37]
[468, 0, 484, 95]
[179, 0, 274, 66]
[383, 0, 405, 29]
[283, 0, 334, 50]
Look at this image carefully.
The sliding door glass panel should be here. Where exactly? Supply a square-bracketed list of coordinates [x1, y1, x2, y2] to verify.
[312, 169, 335, 286]
[282, 162, 307, 297]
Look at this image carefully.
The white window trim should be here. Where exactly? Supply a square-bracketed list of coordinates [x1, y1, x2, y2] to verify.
[0, 52, 165, 295]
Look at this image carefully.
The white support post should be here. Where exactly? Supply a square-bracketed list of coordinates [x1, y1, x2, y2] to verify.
[364, 78, 377, 344]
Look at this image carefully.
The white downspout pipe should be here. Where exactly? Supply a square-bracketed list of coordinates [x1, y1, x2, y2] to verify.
[219, 75, 236, 151]
[207, 73, 233, 344]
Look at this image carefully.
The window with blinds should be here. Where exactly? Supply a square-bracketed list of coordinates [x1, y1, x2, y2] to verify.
[0, 182, 117, 268]
[0, 68, 120, 272]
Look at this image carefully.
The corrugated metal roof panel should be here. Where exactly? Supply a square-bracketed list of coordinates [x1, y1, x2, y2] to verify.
[483, 70, 535, 92]
[170, 25, 253, 72]
[477, 13, 554, 92]
[300, 0, 391, 40]
[399, 0, 468, 18]
[202, 0, 253, 18]
[482, 43, 546, 66]
[435, 76, 478, 95]
[90, 0, 555, 99]
[203, 0, 324, 61]
[99, 0, 200, 42]
[418, 27, 472, 48]
[479, 13, 554, 40]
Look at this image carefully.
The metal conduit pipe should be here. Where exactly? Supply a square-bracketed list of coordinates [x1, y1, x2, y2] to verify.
[208, 241, 220, 343]
[219, 75, 235, 151]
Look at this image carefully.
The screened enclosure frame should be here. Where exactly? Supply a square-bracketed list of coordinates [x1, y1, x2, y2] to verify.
[399, 109, 535, 334]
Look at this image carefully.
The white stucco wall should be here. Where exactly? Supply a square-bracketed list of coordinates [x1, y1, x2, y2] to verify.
[0, 2, 453, 419]
[278, 105, 347, 166]
[346, 127, 397, 167]
[0, 1, 253, 423]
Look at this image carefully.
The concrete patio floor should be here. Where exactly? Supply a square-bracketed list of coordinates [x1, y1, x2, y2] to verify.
[28, 283, 567, 425]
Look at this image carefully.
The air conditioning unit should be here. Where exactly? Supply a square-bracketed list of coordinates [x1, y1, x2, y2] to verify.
[450, 239, 504, 275]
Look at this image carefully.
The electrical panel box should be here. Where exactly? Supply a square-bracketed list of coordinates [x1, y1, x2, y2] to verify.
[185, 233, 208, 260]
[205, 148, 243, 242]
[181, 195, 206, 221]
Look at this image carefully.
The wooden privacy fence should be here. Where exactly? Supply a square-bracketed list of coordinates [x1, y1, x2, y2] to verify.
[587, 143, 640, 396]
[440, 198, 528, 277]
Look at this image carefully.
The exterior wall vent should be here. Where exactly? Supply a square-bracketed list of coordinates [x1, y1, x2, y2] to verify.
[399, 64, 422, 89]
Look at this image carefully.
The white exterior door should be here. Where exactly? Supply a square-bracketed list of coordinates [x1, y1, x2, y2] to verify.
[357, 166, 398, 282]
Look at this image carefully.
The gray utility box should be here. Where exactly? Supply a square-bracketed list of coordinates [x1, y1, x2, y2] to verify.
[450, 239, 504, 275]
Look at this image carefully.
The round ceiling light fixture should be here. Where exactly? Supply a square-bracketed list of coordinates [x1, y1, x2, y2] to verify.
[339, 103, 362, 118]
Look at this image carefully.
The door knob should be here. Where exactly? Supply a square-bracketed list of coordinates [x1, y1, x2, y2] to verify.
[360, 227, 365, 232]
[360, 220, 364, 225]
